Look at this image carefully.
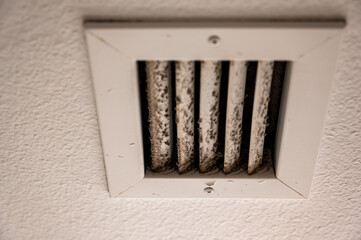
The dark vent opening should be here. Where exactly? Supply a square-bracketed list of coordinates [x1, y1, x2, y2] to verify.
[240, 61, 258, 169]
[193, 61, 201, 172]
[170, 61, 178, 171]
[217, 61, 230, 170]
[137, 61, 151, 172]
[263, 61, 287, 174]
[264, 61, 287, 150]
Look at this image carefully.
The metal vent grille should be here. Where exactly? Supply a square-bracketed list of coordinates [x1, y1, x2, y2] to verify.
[85, 21, 342, 197]
[138, 60, 287, 175]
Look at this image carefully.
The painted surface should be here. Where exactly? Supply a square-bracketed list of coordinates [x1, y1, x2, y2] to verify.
[0, 0, 360, 239]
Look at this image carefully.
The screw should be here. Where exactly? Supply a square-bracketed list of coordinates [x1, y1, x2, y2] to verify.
[208, 35, 220, 46]
[204, 187, 214, 194]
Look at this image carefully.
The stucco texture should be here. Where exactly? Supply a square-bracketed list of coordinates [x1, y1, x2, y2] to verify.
[0, 0, 360, 239]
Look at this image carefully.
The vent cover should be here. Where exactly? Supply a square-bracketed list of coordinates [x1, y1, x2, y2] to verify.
[85, 21, 343, 198]
[139, 60, 287, 175]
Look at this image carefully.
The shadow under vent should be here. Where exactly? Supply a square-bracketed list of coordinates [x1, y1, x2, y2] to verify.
[138, 60, 287, 175]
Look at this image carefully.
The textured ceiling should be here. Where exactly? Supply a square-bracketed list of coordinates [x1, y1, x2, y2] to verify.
[0, 0, 360, 239]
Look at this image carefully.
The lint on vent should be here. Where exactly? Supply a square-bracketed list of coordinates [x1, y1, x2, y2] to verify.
[85, 21, 343, 198]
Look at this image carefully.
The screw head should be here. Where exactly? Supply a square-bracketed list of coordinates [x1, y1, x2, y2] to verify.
[204, 187, 214, 194]
[208, 35, 220, 46]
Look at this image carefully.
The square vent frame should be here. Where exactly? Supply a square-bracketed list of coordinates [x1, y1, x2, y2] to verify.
[85, 21, 343, 198]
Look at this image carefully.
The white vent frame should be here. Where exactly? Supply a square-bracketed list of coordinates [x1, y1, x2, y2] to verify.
[85, 21, 343, 198]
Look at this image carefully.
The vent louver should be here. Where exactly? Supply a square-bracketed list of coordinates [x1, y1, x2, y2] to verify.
[139, 60, 287, 175]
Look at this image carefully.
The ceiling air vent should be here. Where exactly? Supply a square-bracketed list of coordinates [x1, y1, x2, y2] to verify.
[139, 60, 286, 176]
[85, 21, 343, 198]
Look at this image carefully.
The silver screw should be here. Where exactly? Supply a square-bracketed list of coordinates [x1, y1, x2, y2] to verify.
[204, 187, 214, 194]
[208, 35, 220, 46]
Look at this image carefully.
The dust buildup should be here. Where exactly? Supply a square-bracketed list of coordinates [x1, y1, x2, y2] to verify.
[146, 61, 173, 172]
[248, 61, 274, 174]
[199, 61, 222, 173]
[175, 61, 195, 173]
[224, 61, 247, 173]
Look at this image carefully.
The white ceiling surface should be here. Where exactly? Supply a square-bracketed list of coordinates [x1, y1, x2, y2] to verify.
[0, 0, 360, 239]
